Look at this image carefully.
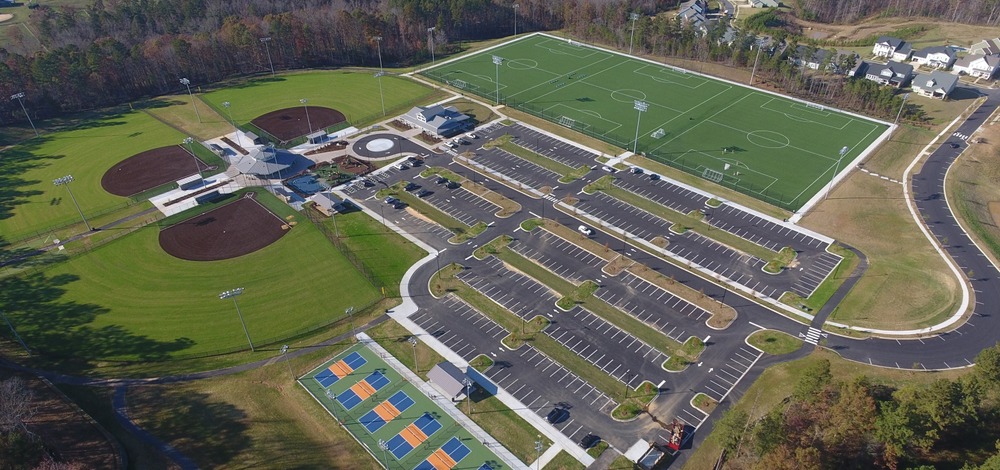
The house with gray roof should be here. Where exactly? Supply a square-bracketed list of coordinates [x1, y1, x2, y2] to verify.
[792, 46, 856, 73]
[851, 60, 914, 88]
[953, 54, 1000, 79]
[677, 0, 708, 30]
[426, 362, 474, 401]
[971, 38, 1000, 56]
[749, 0, 779, 7]
[402, 105, 472, 137]
[872, 36, 912, 61]
[911, 70, 959, 99]
[911, 46, 956, 69]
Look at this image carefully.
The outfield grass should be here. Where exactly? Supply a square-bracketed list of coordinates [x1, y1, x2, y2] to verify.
[0, 110, 188, 241]
[201, 71, 444, 131]
[1, 191, 381, 362]
[422, 33, 887, 210]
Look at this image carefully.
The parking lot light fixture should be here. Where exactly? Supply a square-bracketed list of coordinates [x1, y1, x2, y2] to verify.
[10, 92, 38, 137]
[628, 13, 640, 55]
[374, 36, 384, 72]
[462, 377, 474, 415]
[378, 439, 390, 468]
[179, 78, 201, 123]
[513, 4, 520, 36]
[182, 137, 203, 180]
[633, 100, 648, 153]
[300, 98, 313, 134]
[346, 306, 356, 340]
[427, 27, 436, 65]
[535, 435, 543, 470]
[219, 288, 254, 352]
[53, 175, 92, 231]
[408, 336, 419, 374]
[826, 146, 849, 200]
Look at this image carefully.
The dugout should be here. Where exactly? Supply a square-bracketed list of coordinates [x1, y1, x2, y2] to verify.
[307, 130, 327, 145]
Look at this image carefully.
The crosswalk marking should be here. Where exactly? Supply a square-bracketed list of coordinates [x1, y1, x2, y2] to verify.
[801, 327, 824, 345]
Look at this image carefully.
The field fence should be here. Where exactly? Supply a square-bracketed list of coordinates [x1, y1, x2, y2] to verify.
[3, 199, 148, 247]
[302, 207, 399, 298]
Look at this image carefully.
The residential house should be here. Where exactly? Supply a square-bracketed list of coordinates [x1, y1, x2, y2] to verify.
[872, 36, 913, 61]
[953, 54, 1000, 79]
[792, 46, 856, 73]
[677, 0, 708, 30]
[911, 70, 959, 99]
[402, 104, 472, 137]
[911, 46, 957, 69]
[851, 60, 914, 87]
[971, 38, 1000, 56]
[749, 0, 779, 7]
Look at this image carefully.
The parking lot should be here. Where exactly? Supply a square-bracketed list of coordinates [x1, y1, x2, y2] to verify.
[475, 147, 564, 188]
[789, 251, 843, 298]
[411, 296, 508, 360]
[508, 229, 605, 285]
[411, 177, 500, 226]
[593, 272, 710, 343]
[503, 124, 597, 169]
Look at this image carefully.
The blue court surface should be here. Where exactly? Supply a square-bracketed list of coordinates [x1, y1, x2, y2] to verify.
[314, 351, 367, 387]
[387, 413, 444, 459]
[336, 370, 391, 409]
[413, 437, 472, 470]
[358, 391, 417, 433]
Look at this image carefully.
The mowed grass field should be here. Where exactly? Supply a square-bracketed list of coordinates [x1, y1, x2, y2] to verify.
[1, 110, 187, 241]
[421, 33, 888, 210]
[201, 71, 444, 130]
[0, 190, 381, 361]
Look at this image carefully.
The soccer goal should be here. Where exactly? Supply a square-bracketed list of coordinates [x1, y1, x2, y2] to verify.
[451, 79, 468, 90]
[651, 128, 666, 139]
[806, 102, 825, 111]
[702, 168, 725, 183]
[559, 116, 576, 128]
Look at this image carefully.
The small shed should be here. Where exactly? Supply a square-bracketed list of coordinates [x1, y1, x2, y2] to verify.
[307, 130, 327, 145]
[426, 362, 475, 401]
[310, 191, 346, 216]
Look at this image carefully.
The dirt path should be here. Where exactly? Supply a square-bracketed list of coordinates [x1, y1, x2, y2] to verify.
[0, 14, 13, 23]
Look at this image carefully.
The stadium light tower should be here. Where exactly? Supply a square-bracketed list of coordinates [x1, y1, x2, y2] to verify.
[378, 439, 390, 468]
[374, 71, 387, 116]
[373, 36, 384, 73]
[894, 93, 910, 127]
[427, 27, 436, 65]
[513, 3, 520, 36]
[346, 306, 356, 340]
[300, 98, 313, 135]
[492, 55, 504, 105]
[534, 435, 544, 470]
[260, 37, 275, 77]
[221, 101, 243, 148]
[826, 146, 850, 200]
[179, 78, 202, 123]
[632, 100, 648, 154]
[183, 137, 203, 180]
[628, 12, 640, 55]
[10, 92, 37, 137]
[408, 336, 418, 374]
[219, 288, 254, 352]
[324, 389, 340, 423]
[53, 175, 92, 231]
[462, 377, 474, 414]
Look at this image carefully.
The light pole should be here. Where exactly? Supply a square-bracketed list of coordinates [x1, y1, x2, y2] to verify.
[462, 377, 474, 415]
[513, 4, 520, 36]
[260, 37, 275, 77]
[749, 45, 763, 86]
[826, 146, 849, 200]
[534, 436, 543, 470]
[628, 12, 640, 55]
[219, 288, 254, 352]
[894, 93, 910, 127]
[375, 72, 387, 117]
[378, 439, 390, 469]
[301, 98, 313, 134]
[179, 78, 201, 123]
[408, 336, 419, 374]
[427, 27, 436, 65]
[374, 36, 384, 73]
[53, 175, 92, 231]
[346, 306, 356, 340]
[633, 100, 648, 154]
[10, 92, 37, 137]
[183, 137, 203, 180]
[324, 389, 339, 423]
[222, 101, 243, 148]
[492, 55, 504, 105]
[280, 344, 294, 379]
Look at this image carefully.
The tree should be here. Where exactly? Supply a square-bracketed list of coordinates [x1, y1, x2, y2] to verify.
[715, 407, 750, 453]
[0, 377, 34, 434]
[792, 359, 831, 402]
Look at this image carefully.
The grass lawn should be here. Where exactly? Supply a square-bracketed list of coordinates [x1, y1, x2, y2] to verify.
[422, 33, 887, 210]
[459, 389, 553, 464]
[143, 94, 233, 141]
[447, 98, 500, 125]
[201, 71, 444, 130]
[367, 319, 444, 381]
[543, 450, 585, 470]
[1, 110, 188, 241]
[1, 190, 380, 363]
[746, 329, 803, 355]
[322, 209, 427, 294]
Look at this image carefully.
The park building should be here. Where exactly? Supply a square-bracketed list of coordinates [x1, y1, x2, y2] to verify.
[402, 104, 473, 137]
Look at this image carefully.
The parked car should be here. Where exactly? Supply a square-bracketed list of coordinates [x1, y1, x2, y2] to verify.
[601, 166, 617, 173]
[629, 166, 643, 174]
[446, 181, 461, 190]
[383, 196, 397, 205]
[395, 163, 409, 170]
[416, 189, 431, 198]
[578, 225, 593, 236]
[404, 182, 420, 192]
[579, 433, 600, 450]
[649, 173, 660, 181]
[546, 406, 569, 424]
[950, 142, 960, 149]
[435, 177, 448, 185]
[445, 142, 457, 149]
[468, 133, 479, 139]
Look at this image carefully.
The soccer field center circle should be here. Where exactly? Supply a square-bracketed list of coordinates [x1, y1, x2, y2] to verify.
[610, 89, 647, 103]
[746, 130, 791, 149]
[506, 58, 539, 70]
[366, 138, 395, 152]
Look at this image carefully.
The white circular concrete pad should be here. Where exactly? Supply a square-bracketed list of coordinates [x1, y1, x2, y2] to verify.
[366, 138, 394, 152]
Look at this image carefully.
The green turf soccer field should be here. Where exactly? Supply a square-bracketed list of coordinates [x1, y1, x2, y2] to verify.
[420, 33, 889, 210]
[302, 344, 505, 470]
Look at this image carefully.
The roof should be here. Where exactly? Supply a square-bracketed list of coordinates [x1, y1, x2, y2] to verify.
[875, 36, 904, 49]
[878, 60, 914, 77]
[971, 38, 1000, 55]
[404, 105, 471, 135]
[310, 191, 344, 213]
[750, 0, 779, 6]
[677, 0, 707, 27]
[913, 45, 955, 59]
[913, 70, 959, 91]
[426, 363, 470, 398]
[232, 147, 291, 176]
[794, 45, 832, 65]
[956, 53, 1000, 69]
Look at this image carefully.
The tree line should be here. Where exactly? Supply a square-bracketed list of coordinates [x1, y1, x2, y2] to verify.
[713, 345, 1000, 469]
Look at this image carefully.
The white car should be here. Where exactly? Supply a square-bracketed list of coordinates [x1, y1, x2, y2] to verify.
[578, 225, 593, 236]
